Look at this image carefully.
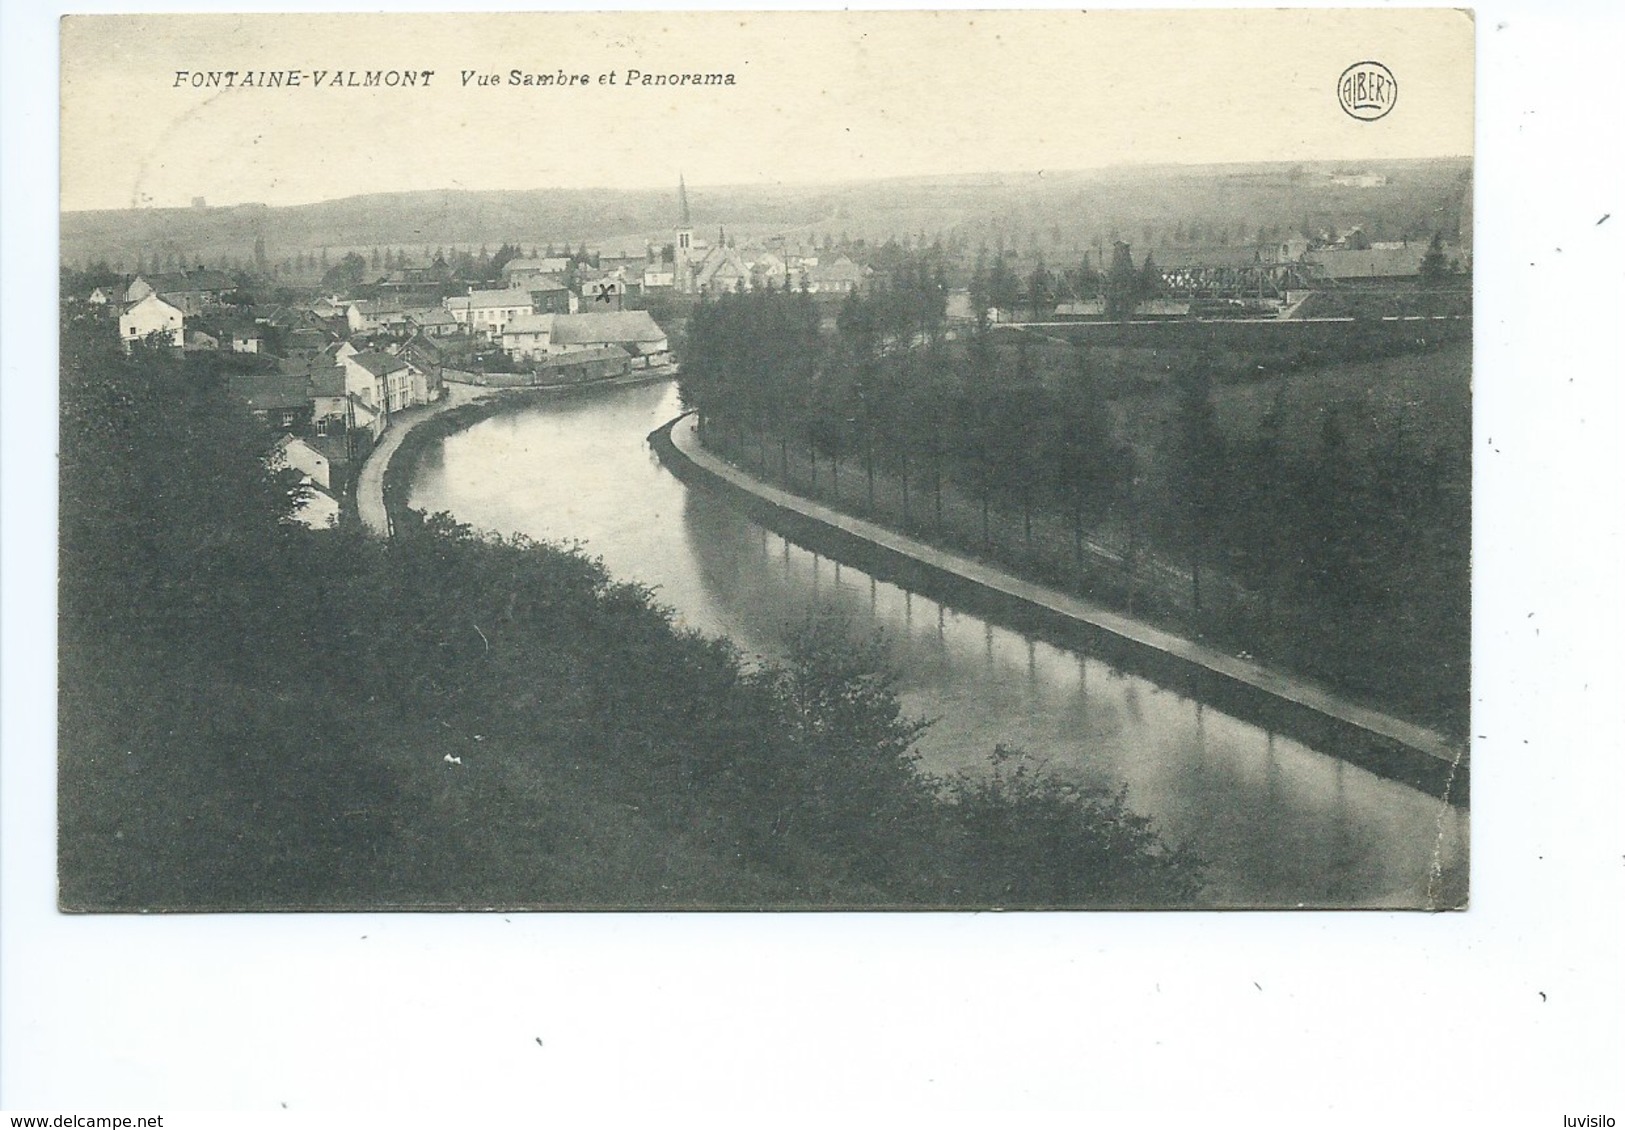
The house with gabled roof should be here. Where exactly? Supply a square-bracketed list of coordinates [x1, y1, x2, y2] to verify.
[346, 350, 416, 414]
[268, 433, 332, 491]
[500, 314, 555, 362]
[549, 311, 669, 367]
[806, 256, 865, 294]
[303, 342, 383, 449]
[265, 434, 341, 530]
[128, 269, 236, 315]
[346, 298, 413, 337]
[118, 294, 185, 351]
[406, 307, 461, 338]
[523, 274, 578, 315]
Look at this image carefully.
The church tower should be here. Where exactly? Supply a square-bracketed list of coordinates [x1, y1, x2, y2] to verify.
[675, 174, 694, 294]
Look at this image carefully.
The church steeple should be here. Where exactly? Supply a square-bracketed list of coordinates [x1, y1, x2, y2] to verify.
[674, 174, 694, 294]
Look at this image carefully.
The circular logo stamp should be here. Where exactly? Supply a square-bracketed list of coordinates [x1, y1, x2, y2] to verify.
[1337, 60, 1398, 121]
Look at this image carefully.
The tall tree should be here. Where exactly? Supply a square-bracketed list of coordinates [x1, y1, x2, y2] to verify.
[1104, 241, 1139, 320]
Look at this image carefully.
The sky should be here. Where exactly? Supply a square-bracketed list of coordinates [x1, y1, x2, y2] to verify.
[60, 9, 1474, 212]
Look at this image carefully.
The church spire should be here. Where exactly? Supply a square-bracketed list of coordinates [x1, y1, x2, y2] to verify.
[678, 174, 691, 228]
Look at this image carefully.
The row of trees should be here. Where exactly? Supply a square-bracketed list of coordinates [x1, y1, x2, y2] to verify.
[681, 271, 1471, 731]
[968, 242, 1163, 321]
[682, 273, 1133, 564]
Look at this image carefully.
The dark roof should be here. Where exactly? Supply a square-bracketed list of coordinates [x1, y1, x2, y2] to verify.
[229, 374, 311, 413]
[148, 268, 235, 293]
[351, 350, 409, 378]
[308, 363, 346, 397]
[550, 311, 666, 346]
[350, 298, 408, 318]
[502, 257, 571, 275]
[407, 307, 458, 326]
[1148, 246, 1268, 270]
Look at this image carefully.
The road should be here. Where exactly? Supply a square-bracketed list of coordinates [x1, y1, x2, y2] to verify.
[354, 381, 483, 536]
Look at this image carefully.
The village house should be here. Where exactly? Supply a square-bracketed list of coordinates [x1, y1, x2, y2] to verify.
[282, 325, 335, 359]
[305, 342, 384, 447]
[805, 255, 865, 294]
[498, 309, 669, 368]
[310, 296, 348, 321]
[598, 245, 651, 275]
[127, 269, 235, 315]
[264, 434, 341, 530]
[402, 334, 449, 384]
[87, 283, 128, 307]
[444, 287, 534, 340]
[118, 294, 185, 351]
[500, 313, 554, 362]
[268, 432, 332, 490]
[346, 350, 417, 414]
[750, 251, 789, 290]
[642, 260, 676, 290]
[230, 373, 314, 432]
[578, 267, 629, 305]
[523, 275, 579, 315]
[406, 307, 461, 338]
[346, 298, 412, 337]
[224, 318, 266, 354]
[549, 311, 670, 367]
[500, 257, 572, 288]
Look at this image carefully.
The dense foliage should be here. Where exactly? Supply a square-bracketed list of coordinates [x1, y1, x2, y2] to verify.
[678, 265, 1471, 734]
[59, 308, 1204, 909]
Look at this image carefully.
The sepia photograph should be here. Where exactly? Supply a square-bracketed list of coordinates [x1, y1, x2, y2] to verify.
[9, 0, 1625, 1119]
[54, 10, 1476, 913]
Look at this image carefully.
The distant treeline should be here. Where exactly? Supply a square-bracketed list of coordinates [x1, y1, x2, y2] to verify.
[680, 267, 1471, 734]
[58, 308, 1204, 909]
[62, 156, 1471, 282]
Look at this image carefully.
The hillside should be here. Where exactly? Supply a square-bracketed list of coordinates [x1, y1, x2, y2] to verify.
[62, 157, 1471, 275]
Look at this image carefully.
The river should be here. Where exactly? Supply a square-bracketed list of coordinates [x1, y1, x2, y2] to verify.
[408, 379, 1467, 908]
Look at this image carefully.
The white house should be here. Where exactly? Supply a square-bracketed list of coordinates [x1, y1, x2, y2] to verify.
[269, 433, 332, 490]
[501, 313, 554, 362]
[444, 287, 534, 340]
[118, 294, 185, 350]
[345, 350, 416, 414]
[308, 341, 385, 443]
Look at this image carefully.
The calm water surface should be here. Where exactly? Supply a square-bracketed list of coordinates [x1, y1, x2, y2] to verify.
[409, 379, 1467, 907]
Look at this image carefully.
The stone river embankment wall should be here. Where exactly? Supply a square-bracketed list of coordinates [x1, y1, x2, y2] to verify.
[650, 412, 1467, 806]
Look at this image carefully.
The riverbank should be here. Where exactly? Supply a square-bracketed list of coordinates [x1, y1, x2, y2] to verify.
[359, 369, 676, 537]
[652, 412, 1468, 806]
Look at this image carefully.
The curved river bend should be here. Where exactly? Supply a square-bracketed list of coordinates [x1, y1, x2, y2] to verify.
[408, 380, 1467, 908]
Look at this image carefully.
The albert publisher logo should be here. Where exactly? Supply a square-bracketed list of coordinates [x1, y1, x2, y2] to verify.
[1338, 60, 1398, 121]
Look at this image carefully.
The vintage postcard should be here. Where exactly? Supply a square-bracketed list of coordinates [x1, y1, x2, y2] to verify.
[58, 10, 1474, 912]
